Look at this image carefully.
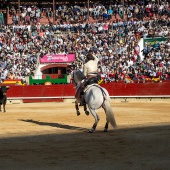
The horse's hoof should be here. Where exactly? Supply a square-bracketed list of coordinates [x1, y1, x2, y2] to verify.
[85, 110, 89, 116]
[104, 129, 108, 132]
[77, 111, 80, 116]
[89, 129, 94, 133]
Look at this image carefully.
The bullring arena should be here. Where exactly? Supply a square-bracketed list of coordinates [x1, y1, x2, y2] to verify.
[0, 98, 170, 170]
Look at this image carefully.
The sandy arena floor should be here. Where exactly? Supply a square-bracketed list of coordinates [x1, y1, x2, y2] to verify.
[0, 100, 170, 170]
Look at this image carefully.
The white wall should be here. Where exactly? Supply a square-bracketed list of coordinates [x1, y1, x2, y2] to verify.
[138, 38, 144, 61]
[33, 64, 47, 79]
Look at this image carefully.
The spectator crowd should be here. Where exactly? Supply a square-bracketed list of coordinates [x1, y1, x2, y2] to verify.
[0, 0, 170, 84]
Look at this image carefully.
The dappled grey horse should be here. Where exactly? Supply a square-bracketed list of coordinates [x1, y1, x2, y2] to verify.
[73, 70, 117, 133]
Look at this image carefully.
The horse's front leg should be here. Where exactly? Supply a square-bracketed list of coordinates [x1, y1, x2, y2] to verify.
[83, 104, 89, 116]
[75, 100, 80, 116]
[89, 109, 100, 133]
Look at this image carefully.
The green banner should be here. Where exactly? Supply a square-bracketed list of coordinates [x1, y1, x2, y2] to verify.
[144, 37, 168, 46]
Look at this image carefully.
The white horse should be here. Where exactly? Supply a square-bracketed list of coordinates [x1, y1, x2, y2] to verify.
[73, 70, 117, 133]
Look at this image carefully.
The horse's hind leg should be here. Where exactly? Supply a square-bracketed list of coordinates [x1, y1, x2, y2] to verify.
[84, 104, 89, 116]
[89, 109, 100, 133]
[104, 121, 109, 132]
[75, 100, 80, 116]
[103, 106, 109, 132]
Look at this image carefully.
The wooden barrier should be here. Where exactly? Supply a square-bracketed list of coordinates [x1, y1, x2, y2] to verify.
[6, 82, 170, 102]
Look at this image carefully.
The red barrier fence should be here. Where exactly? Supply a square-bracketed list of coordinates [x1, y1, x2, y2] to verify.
[100, 81, 170, 96]
[6, 81, 170, 99]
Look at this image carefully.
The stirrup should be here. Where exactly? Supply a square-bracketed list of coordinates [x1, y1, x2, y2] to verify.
[79, 101, 86, 106]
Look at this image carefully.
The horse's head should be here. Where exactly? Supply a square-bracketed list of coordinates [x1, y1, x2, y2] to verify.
[72, 70, 86, 88]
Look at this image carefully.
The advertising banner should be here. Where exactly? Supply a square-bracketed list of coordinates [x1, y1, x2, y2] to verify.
[40, 54, 75, 63]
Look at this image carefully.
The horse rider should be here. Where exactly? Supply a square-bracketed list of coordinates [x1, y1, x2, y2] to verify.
[75, 52, 99, 106]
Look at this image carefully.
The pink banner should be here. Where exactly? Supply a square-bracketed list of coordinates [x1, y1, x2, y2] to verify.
[40, 54, 75, 63]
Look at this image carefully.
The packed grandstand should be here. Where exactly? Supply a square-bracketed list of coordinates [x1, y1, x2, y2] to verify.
[0, 0, 170, 85]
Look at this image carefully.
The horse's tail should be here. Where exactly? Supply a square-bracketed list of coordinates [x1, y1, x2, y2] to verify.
[103, 96, 117, 129]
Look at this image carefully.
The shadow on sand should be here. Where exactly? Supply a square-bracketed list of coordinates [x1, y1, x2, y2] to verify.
[1, 122, 170, 170]
[19, 119, 88, 132]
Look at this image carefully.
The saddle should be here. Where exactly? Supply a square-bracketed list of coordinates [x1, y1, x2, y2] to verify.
[84, 77, 98, 87]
